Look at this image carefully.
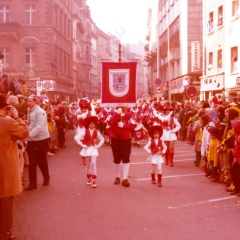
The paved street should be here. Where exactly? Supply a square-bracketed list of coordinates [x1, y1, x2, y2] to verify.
[13, 130, 240, 240]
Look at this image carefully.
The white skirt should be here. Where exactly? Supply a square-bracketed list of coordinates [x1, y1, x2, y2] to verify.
[147, 155, 164, 164]
[80, 146, 99, 157]
[161, 129, 177, 141]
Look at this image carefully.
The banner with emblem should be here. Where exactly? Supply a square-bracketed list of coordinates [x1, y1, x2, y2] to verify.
[101, 62, 137, 107]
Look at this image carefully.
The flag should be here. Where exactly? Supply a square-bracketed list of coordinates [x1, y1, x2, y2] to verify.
[101, 62, 137, 107]
[134, 127, 145, 141]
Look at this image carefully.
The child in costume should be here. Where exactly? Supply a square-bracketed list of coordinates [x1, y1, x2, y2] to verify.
[144, 125, 167, 187]
[74, 116, 104, 188]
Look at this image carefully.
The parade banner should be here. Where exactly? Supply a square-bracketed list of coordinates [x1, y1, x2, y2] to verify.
[134, 127, 145, 141]
[101, 62, 137, 107]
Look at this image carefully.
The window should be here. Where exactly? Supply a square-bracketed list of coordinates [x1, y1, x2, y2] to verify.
[217, 49, 222, 73]
[208, 52, 213, 74]
[0, 5, 9, 23]
[25, 5, 36, 25]
[54, 9, 57, 28]
[208, 12, 214, 34]
[218, 6, 223, 27]
[232, 0, 240, 16]
[231, 46, 238, 73]
[0, 47, 10, 68]
[25, 47, 36, 68]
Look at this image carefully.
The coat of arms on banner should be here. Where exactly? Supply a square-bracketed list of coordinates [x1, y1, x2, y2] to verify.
[134, 128, 145, 141]
[109, 69, 129, 97]
[101, 62, 137, 107]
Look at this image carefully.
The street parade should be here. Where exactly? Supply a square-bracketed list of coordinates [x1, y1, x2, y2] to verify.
[1, 0, 240, 239]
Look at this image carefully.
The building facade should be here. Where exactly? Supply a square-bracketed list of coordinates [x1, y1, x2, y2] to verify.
[0, 0, 75, 101]
[201, 0, 240, 103]
[157, 0, 203, 102]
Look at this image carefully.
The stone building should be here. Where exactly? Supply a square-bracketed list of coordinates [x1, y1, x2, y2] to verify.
[0, 0, 74, 101]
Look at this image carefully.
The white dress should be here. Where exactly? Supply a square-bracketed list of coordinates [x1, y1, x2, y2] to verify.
[161, 117, 181, 141]
[74, 129, 104, 157]
[144, 139, 167, 164]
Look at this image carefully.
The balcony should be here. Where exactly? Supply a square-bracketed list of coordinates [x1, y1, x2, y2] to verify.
[169, 48, 180, 62]
[0, 22, 21, 42]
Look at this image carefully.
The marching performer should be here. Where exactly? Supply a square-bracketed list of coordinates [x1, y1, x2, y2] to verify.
[74, 116, 104, 188]
[130, 104, 143, 147]
[144, 125, 167, 187]
[99, 106, 115, 146]
[75, 99, 96, 165]
[160, 105, 181, 166]
[107, 107, 137, 187]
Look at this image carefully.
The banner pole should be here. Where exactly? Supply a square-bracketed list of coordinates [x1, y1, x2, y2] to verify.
[118, 43, 122, 62]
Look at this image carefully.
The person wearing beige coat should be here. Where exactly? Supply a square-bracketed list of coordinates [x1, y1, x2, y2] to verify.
[0, 94, 29, 240]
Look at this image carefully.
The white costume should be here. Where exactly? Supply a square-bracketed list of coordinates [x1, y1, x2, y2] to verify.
[74, 129, 104, 157]
[144, 139, 167, 164]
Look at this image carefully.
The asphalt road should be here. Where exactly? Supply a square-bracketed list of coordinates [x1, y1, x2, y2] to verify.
[13, 130, 240, 240]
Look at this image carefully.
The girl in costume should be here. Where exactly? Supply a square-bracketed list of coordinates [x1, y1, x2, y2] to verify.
[159, 105, 181, 167]
[144, 125, 167, 187]
[74, 116, 104, 188]
[75, 99, 95, 165]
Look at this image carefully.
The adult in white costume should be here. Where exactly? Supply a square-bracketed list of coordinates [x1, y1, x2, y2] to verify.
[156, 105, 181, 166]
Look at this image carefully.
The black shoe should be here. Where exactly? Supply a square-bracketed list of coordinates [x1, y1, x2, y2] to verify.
[122, 179, 130, 187]
[43, 178, 50, 186]
[114, 177, 121, 185]
[6, 236, 16, 240]
[25, 184, 37, 191]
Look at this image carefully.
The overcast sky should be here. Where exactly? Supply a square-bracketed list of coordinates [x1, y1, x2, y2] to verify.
[87, 0, 157, 44]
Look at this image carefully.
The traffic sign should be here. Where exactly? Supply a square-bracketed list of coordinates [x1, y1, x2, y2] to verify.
[155, 78, 162, 85]
[185, 85, 197, 98]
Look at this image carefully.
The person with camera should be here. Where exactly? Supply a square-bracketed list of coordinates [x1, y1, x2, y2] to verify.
[0, 94, 29, 240]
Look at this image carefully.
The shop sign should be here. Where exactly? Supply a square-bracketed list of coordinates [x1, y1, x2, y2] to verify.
[191, 41, 200, 72]
[36, 81, 42, 96]
[2, 71, 24, 77]
[42, 80, 54, 91]
[169, 78, 183, 90]
[201, 76, 223, 91]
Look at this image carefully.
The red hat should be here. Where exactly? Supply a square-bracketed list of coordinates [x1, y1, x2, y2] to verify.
[83, 116, 98, 128]
[79, 99, 91, 111]
[153, 102, 163, 111]
[162, 105, 173, 111]
[148, 125, 163, 138]
[231, 119, 240, 135]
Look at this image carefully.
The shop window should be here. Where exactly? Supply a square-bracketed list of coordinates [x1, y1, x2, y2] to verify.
[231, 46, 238, 73]
[218, 5, 223, 27]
